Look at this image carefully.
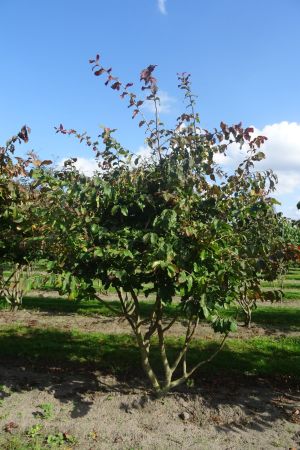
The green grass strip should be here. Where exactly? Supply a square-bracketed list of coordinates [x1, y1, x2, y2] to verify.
[0, 325, 299, 380]
[250, 306, 300, 327]
[261, 281, 300, 289]
[284, 291, 300, 300]
[1, 297, 300, 329]
[285, 275, 300, 281]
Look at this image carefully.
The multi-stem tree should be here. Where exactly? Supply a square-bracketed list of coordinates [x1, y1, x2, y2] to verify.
[33, 56, 279, 393]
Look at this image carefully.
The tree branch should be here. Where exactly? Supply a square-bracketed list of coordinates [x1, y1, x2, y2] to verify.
[170, 316, 199, 373]
[169, 333, 228, 390]
[94, 293, 121, 315]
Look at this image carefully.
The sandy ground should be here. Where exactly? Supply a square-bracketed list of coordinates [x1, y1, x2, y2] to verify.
[0, 297, 299, 448]
[0, 367, 299, 449]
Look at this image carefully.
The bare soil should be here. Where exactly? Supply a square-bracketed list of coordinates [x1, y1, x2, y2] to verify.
[0, 297, 299, 448]
[0, 308, 299, 339]
[0, 366, 299, 449]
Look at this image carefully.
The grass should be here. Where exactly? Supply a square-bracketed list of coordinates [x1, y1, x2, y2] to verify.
[283, 291, 300, 300]
[0, 434, 47, 450]
[0, 296, 177, 318]
[0, 430, 78, 450]
[249, 306, 300, 328]
[0, 325, 299, 381]
[285, 274, 300, 281]
[0, 296, 120, 316]
[1, 296, 300, 326]
[262, 281, 300, 289]
[1, 295, 300, 330]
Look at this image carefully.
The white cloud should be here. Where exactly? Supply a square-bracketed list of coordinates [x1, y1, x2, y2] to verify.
[59, 157, 99, 176]
[143, 90, 176, 115]
[136, 145, 152, 160]
[157, 0, 167, 14]
[213, 121, 300, 219]
[274, 171, 300, 196]
[256, 121, 300, 172]
[281, 202, 300, 220]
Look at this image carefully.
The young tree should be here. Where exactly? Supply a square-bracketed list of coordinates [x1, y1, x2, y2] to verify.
[234, 208, 287, 327]
[33, 57, 279, 393]
[0, 128, 51, 309]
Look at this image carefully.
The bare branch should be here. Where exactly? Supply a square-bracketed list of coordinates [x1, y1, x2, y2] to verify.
[94, 293, 121, 315]
[168, 333, 228, 390]
[115, 286, 137, 333]
[170, 316, 199, 373]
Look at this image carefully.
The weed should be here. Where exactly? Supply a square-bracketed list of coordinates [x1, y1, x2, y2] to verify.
[46, 432, 65, 446]
[37, 403, 54, 420]
[186, 378, 195, 388]
[88, 430, 98, 441]
[45, 431, 77, 447]
[63, 432, 78, 444]
[27, 423, 44, 438]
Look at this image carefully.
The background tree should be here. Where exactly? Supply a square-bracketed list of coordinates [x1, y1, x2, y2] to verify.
[234, 209, 291, 327]
[0, 128, 51, 310]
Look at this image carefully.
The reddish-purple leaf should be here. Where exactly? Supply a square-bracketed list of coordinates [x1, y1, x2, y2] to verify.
[18, 125, 30, 143]
[4, 422, 18, 434]
[140, 65, 157, 85]
[139, 120, 145, 127]
[132, 109, 139, 119]
[105, 74, 117, 85]
[128, 97, 136, 108]
[111, 81, 122, 90]
[245, 127, 254, 134]
[94, 68, 105, 76]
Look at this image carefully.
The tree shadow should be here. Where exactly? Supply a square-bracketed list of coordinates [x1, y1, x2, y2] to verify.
[251, 306, 300, 328]
[0, 326, 299, 429]
[2, 296, 300, 333]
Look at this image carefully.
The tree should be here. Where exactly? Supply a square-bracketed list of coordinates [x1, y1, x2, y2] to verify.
[234, 209, 289, 327]
[33, 57, 279, 394]
[0, 127, 51, 309]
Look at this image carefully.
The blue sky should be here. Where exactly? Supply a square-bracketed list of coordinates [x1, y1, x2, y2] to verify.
[1, 0, 299, 218]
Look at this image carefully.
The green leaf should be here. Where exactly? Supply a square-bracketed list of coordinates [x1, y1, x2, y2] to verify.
[187, 275, 193, 292]
[202, 305, 210, 319]
[120, 206, 128, 216]
[91, 224, 99, 234]
[230, 321, 237, 332]
[123, 249, 133, 258]
[178, 271, 187, 284]
[103, 184, 112, 198]
[200, 249, 206, 260]
[111, 205, 119, 215]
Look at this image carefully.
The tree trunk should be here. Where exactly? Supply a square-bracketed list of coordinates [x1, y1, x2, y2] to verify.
[243, 307, 252, 328]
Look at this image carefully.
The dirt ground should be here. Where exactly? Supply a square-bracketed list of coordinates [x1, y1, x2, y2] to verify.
[0, 366, 299, 449]
[0, 308, 299, 339]
[0, 300, 299, 449]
